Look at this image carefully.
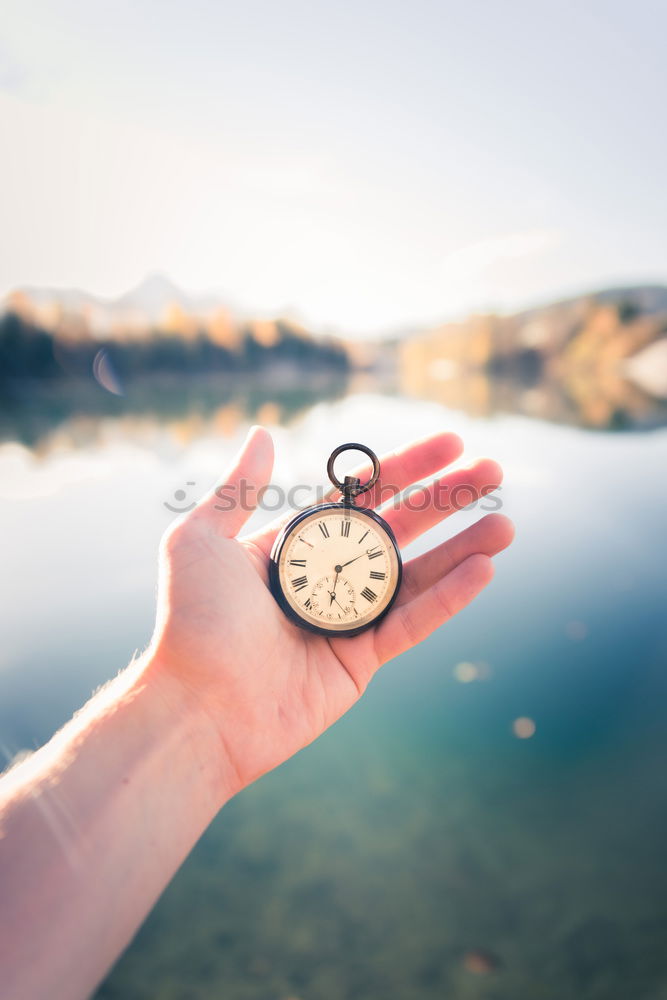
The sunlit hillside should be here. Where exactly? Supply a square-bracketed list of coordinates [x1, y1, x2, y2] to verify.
[397, 287, 667, 430]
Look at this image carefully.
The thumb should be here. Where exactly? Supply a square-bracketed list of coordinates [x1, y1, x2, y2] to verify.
[193, 425, 275, 538]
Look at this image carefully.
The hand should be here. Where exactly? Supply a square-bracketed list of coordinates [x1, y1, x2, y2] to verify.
[0, 427, 513, 1000]
[150, 428, 513, 795]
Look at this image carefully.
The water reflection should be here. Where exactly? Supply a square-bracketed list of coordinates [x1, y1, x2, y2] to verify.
[2, 362, 666, 459]
[397, 353, 667, 431]
[0, 372, 350, 454]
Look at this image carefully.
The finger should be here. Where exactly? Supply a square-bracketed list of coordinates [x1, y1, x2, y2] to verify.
[374, 553, 494, 664]
[396, 513, 514, 607]
[190, 425, 274, 538]
[247, 430, 463, 557]
[382, 458, 503, 548]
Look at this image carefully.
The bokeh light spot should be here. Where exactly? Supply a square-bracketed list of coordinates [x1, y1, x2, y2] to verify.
[454, 661, 479, 683]
[512, 716, 536, 739]
[463, 949, 501, 974]
[454, 660, 491, 683]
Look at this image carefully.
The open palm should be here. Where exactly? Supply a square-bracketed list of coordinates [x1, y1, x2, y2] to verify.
[151, 428, 513, 793]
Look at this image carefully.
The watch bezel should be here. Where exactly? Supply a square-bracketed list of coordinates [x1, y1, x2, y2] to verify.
[269, 501, 403, 637]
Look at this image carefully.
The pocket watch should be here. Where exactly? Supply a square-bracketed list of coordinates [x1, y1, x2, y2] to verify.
[269, 443, 402, 636]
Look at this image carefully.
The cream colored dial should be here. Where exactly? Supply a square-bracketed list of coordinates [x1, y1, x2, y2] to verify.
[277, 507, 400, 632]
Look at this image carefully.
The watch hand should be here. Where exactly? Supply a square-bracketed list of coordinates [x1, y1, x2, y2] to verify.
[337, 547, 380, 570]
[329, 570, 339, 604]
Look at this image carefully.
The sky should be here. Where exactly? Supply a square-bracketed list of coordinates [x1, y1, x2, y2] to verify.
[1, 0, 666, 335]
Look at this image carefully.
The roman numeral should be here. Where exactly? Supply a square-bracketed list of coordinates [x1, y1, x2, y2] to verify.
[340, 520, 350, 537]
[370, 570, 386, 580]
[304, 598, 312, 610]
[291, 575, 308, 592]
[319, 522, 330, 538]
[361, 586, 377, 602]
[368, 547, 383, 560]
[358, 530, 369, 544]
[289, 559, 307, 567]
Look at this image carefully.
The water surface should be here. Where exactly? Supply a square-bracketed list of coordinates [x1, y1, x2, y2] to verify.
[1, 386, 666, 1000]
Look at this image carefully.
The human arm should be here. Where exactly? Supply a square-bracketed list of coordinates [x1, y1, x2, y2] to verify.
[0, 428, 514, 1000]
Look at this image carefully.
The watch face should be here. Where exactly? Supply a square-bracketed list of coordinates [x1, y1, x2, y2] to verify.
[271, 504, 401, 635]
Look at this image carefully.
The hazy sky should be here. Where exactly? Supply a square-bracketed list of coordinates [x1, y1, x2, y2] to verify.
[1, 0, 666, 333]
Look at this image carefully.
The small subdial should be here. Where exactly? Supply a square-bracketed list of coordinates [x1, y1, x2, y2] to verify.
[310, 574, 356, 621]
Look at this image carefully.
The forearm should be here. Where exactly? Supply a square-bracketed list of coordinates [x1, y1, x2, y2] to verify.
[0, 654, 237, 1000]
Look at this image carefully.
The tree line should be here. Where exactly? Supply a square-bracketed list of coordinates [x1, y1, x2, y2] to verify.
[0, 311, 350, 382]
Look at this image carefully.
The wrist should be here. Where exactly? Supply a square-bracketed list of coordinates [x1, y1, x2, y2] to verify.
[137, 649, 245, 806]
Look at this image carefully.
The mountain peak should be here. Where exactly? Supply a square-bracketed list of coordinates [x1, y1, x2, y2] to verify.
[115, 273, 191, 314]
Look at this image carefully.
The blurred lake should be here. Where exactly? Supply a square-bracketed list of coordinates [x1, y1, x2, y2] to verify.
[1, 373, 666, 1000]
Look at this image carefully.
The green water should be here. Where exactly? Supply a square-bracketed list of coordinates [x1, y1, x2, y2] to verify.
[1, 388, 666, 999]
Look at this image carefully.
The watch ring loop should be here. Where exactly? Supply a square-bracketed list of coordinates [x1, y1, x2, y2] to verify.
[326, 443, 381, 498]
